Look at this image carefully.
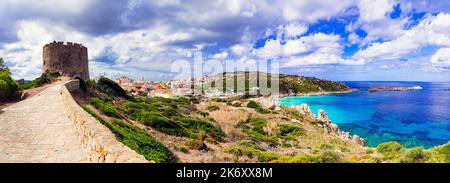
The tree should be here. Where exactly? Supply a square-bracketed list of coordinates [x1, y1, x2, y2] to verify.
[0, 57, 4, 70]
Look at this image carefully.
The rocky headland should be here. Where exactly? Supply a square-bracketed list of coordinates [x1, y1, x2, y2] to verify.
[368, 86, 423, 92]
[291, 104, 365, 146]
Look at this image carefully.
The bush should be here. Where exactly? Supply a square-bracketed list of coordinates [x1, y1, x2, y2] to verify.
[81, 106, 175, 163]
[0, 68, 19, 101]
[278, 124, 305, 137]
[138, 111, 189, 137]
[176, 116, 224, 140]
[287, 154, 320, 163]
[377, 141, 404, 154]
[207, 105, 220, 112]
[238, 116, 278, 145]
[319, 151, 342, 163]
[376, 141, 405, 160]
[89, 97, 121, 118]
[246, 100, 260, 108]
[231, 101, 242, 107]
[433, 143, 450, 162]
[20, 75, 48, 89]
[400, 147, 429, 163]
[185, 139, 207, 150]
[211, 98, 227, 103]
[97, 77, 129, 99]
[257, 151, 284, 162]
[255, 107, 270, 114]
[74, 76, 87, 92]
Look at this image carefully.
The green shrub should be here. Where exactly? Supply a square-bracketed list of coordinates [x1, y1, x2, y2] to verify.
[0, 68, 19, 101]
[400, 147, 429, 163]
[257, 151, 284, 162]
[224, 146, 243, 156]
[185, 139, 207, 150]
[246, 100, 260, 108]
[376, 141, 404, 160]
[49, 71, 61, 78]
[138, 111, 190, 137]
[319, 151, 342, 163]
[211, 98, 227, 103]
[377, 141, 404, 154]
[179, 146, 189, 153]
[207, 105, 220, 112]
[19, 75, 48, 89]
[287, 154, 320, 163]
[365, 148, 375, 154]
[237, 116, 278, 145]
[176, 116, 224, 139]
[231, 101, 242, 107]
[278, 124, 305, 137]
[89, 97, 121, 118]
[97, 77, 129, 99]
[74, 76, 87, 92]
[81, 106, 175, 163]
[255, 107, 270, 114]
[432, 143, 450, 162]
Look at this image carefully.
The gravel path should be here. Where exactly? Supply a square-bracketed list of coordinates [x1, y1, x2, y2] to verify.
[0, 83, 87, 162]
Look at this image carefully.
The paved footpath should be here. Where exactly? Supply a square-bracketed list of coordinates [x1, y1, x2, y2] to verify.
[0, 83, 87, 162]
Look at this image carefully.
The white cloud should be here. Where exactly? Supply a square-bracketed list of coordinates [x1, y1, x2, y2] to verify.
[353, 13, 450, 61]
[211, 51, 229, 60]
[279, 22, 308, 38]
[431, 48, 450, 66]
[359, 0, 395, 22]
[280, 0, 357, 22]
[253, 33, 341, 59]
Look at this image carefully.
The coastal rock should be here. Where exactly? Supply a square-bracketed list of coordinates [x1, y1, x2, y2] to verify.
[295, 103, 316, 119]
[352, 135, 365, 146]
[317, 109, 330, 123]
[329, 123, 339, 133]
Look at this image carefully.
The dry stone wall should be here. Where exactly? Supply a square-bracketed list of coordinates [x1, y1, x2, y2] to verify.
[60, 80, 148, 163]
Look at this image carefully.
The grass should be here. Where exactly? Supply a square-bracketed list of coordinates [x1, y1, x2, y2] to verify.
[237, 116, 278, 145]
[207, 105, 220, 112]
[19, 72, 60, 90]
[117, 97, 224, 141]
[278, 124, 305, 138]
[246, 100, 270, 114]
[81, 106, 175, 163]
[224, 140, 342, 163]
[89, 97, 121, 118]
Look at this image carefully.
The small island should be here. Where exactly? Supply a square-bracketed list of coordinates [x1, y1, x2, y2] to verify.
[368, 86, 423, 92]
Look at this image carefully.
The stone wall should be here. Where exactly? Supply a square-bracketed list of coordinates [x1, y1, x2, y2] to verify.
[60, 80, 148, 163]
[43, 41, 89, 79]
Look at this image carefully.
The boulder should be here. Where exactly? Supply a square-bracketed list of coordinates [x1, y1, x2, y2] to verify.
[317, 109, 330, 123]
[352, 134, 365, 146]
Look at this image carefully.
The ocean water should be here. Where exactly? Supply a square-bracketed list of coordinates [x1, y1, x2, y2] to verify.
[279, 81, 450, 148]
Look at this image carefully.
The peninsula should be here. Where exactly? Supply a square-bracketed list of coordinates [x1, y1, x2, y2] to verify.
[368, 86, 423, 92]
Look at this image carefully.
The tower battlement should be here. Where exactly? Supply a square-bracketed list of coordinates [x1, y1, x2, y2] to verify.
[43, 41, 89, 79]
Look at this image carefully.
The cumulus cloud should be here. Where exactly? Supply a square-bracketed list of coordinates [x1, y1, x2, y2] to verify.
[0, 0, 449, 81]
[353, 13, 450, 61]
[431, 48, 450, 66]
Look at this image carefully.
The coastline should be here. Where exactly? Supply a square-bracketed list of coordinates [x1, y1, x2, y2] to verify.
[279, 88, 358, 98]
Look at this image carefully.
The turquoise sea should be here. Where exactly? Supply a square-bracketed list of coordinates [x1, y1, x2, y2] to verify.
[279, 81, 450, 148]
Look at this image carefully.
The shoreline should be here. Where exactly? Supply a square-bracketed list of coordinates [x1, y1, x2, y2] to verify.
[279, 88, 358, 98]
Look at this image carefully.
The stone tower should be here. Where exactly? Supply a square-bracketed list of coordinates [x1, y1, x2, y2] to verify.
[43, 41, 89, 79]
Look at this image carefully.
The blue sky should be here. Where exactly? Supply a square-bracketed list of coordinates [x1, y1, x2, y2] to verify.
[0, 0, 449, 81]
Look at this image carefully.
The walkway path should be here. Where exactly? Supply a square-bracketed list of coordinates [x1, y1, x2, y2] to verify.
[0, 83, 87, 162]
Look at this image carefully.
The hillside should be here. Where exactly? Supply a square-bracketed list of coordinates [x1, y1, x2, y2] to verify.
[199, 72, 353, 96]
[278, 74, 353, 95]
[70, 76, 450, 163]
